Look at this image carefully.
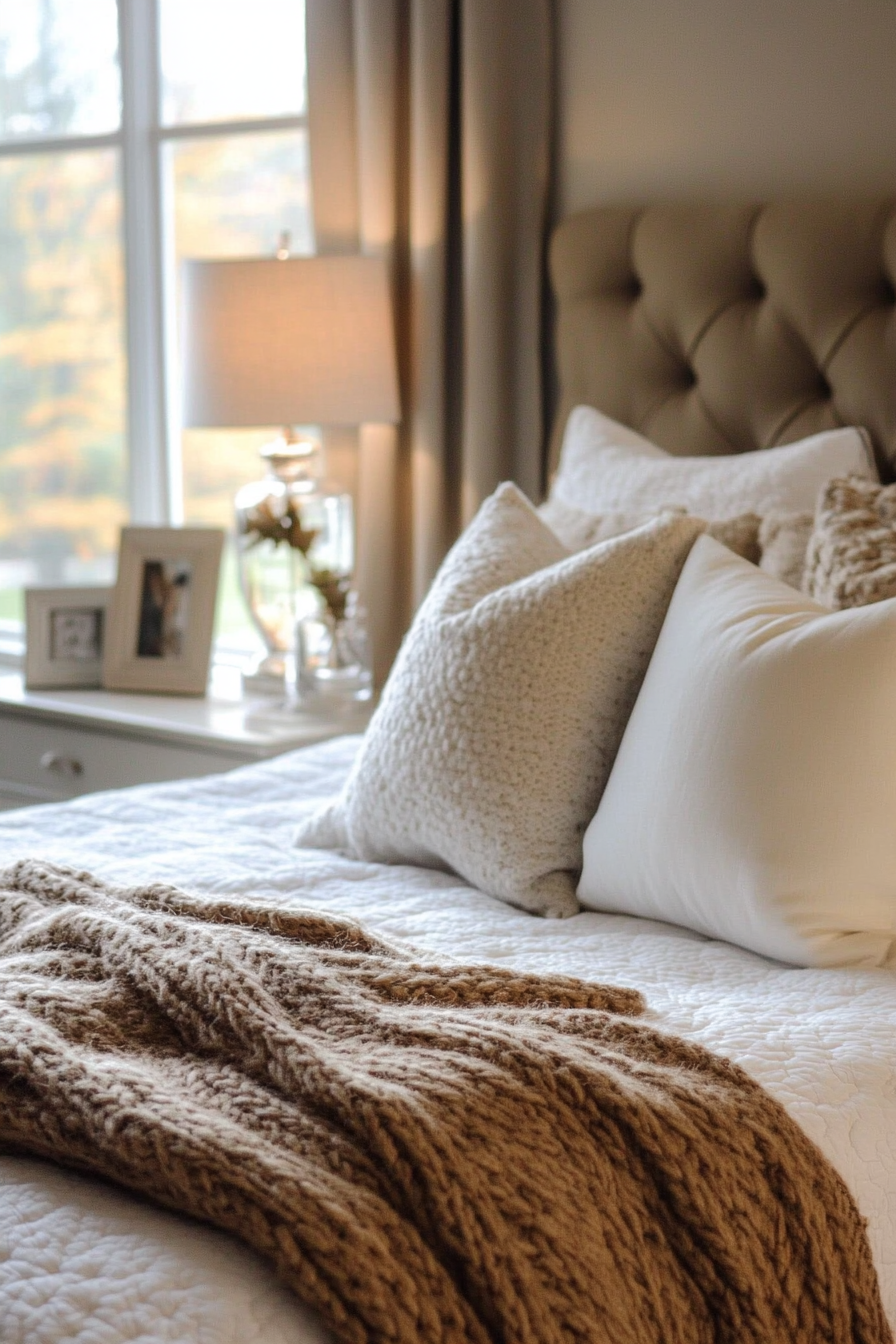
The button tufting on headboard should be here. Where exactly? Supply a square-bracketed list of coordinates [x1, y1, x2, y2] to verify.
[549, 200, 896, 481]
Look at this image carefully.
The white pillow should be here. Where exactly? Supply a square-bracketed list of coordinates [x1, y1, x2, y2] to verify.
[578, 535, 896, 967]
[546, 405, 877, 520]
[296, 483, 705, 919]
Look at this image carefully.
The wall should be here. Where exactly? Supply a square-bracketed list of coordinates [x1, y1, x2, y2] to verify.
[558, 0, 896, 218]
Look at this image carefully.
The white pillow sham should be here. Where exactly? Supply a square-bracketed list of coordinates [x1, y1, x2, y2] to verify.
[545, 405, 877, 521]
[578, 535, 896, 968]
[296, 483, 704, 919]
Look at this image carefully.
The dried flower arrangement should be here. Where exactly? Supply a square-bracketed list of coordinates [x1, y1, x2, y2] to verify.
[239, 497, 318, 555]
[240, 498, 350, 622]
[308, 568, 351, 623]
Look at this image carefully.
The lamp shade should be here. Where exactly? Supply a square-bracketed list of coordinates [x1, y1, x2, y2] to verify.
[181, 254, 400, 428]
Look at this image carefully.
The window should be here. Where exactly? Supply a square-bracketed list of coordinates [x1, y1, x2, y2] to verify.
[0, 0, 311, 646]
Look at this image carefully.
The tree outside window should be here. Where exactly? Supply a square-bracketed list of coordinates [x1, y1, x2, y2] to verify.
[0, 0, 311, 646]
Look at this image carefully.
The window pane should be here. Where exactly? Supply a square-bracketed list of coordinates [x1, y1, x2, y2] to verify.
[0, 0, 120, 141]
[0, 149, 126, 609]
[169, 129, 312, 644]
[161, 0, 306, 126]
[170, 130, 313, 260]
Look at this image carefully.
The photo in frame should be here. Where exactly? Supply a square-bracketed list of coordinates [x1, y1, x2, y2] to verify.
[102, 526, 225, 695]
[24, 586, 113, 689]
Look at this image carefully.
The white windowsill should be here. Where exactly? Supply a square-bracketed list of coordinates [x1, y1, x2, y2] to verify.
[0, 620, 260, 677]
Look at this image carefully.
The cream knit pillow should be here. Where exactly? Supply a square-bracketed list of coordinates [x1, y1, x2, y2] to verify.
[296, 484, 704, 918]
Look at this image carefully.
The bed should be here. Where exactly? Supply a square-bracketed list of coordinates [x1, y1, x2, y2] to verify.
[3, 200, 896, 1344]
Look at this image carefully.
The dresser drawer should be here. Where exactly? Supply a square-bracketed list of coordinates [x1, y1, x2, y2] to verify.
[0, 713, 249, 801]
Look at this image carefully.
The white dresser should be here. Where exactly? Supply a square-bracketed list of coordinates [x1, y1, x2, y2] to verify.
[0, 667, 370, 810]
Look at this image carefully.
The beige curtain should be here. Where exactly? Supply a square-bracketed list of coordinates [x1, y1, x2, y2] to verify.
[306, 0, 554, 680]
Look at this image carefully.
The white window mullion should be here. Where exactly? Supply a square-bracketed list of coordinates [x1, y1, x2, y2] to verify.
[117, 0, 173, 525]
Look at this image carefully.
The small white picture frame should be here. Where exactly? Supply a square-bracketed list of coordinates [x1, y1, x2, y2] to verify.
[24, 586, 113, 690]
[103, 526, 224, 696]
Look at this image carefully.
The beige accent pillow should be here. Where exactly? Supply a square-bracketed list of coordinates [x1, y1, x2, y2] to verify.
[758, 511, 813, 592]
[539, 495, 761, 564]
[709, 514, 762, 566]
[543, 491, 817, 597]
[296, 484, 705, 918]
[805, 476, 896, 609]
[536, 497, 683, 551]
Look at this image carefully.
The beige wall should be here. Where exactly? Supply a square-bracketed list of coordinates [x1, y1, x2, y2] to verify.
[558, 0, 896, 217]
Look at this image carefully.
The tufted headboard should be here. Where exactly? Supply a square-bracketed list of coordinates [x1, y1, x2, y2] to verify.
[549, 201, 896, 481]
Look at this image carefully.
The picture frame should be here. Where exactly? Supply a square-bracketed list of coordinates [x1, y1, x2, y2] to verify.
[24, 586, 113, 690]
[102, 526, 225, 695]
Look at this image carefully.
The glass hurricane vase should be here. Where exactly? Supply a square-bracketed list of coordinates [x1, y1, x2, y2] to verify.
[234, 439, 354, 694]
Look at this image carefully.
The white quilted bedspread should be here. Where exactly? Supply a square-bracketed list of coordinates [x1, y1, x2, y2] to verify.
[1, 735, 895, 1343]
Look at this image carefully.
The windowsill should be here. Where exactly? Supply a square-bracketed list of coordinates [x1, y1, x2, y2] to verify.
[0, 621, 261, 676]
[0, 623, 24, 668]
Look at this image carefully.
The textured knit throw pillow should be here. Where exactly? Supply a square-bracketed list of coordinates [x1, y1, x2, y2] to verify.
[296, 483, 705, 918]
[579, 536, 896, 967]
[804, 476, 896, 608]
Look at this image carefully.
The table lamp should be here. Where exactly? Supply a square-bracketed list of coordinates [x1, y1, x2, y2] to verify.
[181, 251, 400, 698]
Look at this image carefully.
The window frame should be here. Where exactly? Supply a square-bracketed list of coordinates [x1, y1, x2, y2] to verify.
[0, 0, 310, 612]
[122, 0, 309, 531]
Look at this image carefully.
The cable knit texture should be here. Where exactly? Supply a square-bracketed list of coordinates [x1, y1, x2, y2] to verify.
[0, 859, 890, 1344]
[805, 476, 896, 608]
[296, 484, 704, 917]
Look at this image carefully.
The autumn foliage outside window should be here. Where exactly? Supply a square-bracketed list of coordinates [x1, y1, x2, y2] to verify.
[0, 0, 310, 644]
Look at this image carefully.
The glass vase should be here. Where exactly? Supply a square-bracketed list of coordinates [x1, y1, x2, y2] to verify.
[294, 592, 373, 706]
[234, 439, 354, 693]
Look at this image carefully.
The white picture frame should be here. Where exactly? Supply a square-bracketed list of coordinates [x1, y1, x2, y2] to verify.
[102, 526, 224, 696]
[24, 586, 113, 690]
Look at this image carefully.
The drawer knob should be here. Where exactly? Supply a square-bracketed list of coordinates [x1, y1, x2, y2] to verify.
[39, 752, 84, 779]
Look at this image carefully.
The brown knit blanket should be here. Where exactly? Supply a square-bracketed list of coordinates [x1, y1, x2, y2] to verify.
[0, 859, 889, 1344]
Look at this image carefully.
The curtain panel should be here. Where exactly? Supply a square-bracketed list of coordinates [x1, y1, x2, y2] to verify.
[306, 0, 554, 679]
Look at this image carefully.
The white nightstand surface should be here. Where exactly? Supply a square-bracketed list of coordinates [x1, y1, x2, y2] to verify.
[0, 665, 371, 757]
[0, 666, 372, 809]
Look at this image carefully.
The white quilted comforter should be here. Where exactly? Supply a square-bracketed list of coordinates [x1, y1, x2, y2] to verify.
[1, 735, 895, 1343]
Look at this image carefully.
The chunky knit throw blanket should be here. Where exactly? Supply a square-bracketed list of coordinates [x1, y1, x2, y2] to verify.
[0, 860, 890, 1344]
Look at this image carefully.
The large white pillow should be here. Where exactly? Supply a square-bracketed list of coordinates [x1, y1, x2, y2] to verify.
[545, 405, 877, 521]
[296, 484, 704, 918]
[578, 535, 896, 967]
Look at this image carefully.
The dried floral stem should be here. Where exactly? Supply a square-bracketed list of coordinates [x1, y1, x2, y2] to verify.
[240, 498, 319, 555]
[240, 499, 352, 623]
[309, 569, 351, 623]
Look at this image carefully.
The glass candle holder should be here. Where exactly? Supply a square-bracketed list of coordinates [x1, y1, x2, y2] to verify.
[294, 590, 373, 706]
